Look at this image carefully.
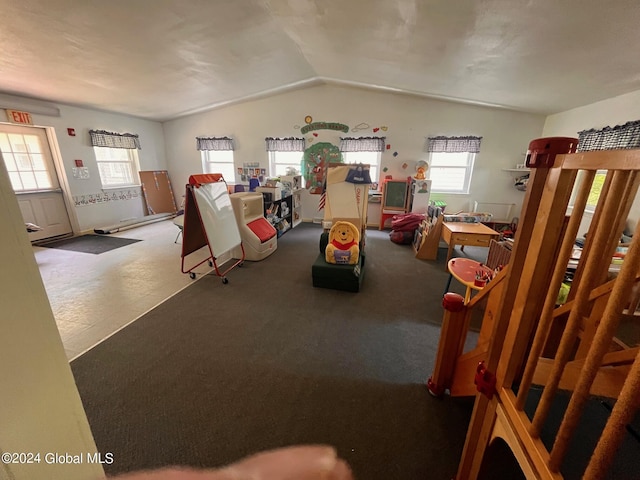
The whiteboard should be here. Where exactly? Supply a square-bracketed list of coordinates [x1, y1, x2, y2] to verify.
[193, 182, 241, 256]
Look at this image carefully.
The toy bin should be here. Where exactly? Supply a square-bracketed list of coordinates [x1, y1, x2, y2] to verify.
[230, 192, 277, 261]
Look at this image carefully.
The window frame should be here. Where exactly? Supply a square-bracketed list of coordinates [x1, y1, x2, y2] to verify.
[201, 149, 236, 182]
[94, 146, 141, 189]
[342, 151, 382, 190]
[1, 130, 56, 192]
[428, 151, 476, 194]
[268, 151, 303, 178]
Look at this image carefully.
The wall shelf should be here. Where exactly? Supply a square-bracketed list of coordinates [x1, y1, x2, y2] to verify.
[502, 168, 531, 173]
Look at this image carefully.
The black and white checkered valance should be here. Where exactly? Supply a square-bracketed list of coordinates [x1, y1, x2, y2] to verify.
[89, 130, 141, 149]
[426, 136, 482, 153]
[339, 137, 386, 152]
[265, 137, 305, 152]
[196, 136, 234, 151]
[577, 120, 640, 151]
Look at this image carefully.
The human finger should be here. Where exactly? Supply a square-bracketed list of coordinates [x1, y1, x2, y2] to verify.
[217, 445, 353, 480]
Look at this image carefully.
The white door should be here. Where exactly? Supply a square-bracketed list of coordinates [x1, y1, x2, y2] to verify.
[0, 124, 72, 241]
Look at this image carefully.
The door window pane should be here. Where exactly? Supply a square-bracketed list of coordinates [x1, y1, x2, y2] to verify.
[0, 133, 10, 151]
[34, 171, 52, 189]
[20, 171, 37, 190]
[3, 152, 17, 171]
[8, 172, 22, 190]
[0, 133, 54, 191]
[31, 154, 46, 170]
[9, 134, 27, 152]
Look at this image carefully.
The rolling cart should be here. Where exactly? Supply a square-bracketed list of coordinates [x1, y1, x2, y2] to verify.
[180, 174, 245, 284]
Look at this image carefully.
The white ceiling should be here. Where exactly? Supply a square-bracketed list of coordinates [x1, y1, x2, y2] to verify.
[2, 0, 640, 121]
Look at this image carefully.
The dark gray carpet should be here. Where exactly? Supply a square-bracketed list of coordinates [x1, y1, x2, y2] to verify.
[72, 223, 488, 479]
[41, 234, 142, 254]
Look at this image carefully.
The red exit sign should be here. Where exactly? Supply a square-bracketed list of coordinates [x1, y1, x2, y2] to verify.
[5, 109, 33, 125]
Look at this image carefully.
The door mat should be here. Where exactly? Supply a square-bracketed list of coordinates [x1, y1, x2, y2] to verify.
[40, 235, 142, 254]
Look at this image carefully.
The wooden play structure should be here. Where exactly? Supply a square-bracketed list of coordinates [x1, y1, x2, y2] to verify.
[429, 138, 640, 479]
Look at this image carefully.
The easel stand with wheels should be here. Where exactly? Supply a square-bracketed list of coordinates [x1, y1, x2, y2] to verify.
[180, 174, 245, 284]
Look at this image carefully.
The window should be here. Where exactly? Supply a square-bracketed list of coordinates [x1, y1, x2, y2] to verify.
[265, 137, 305, 178]
[342, 151, 381, 188]
[89, 129, 142, 188]
[269, 151, 303, 177]
[586, 170, 606, 211]
[428, 151, 476, 194]
[94, 147, 140, 188]
[0, 131, 54, 191]
[570, 169, 607, 213]
[202, 150, 235, 181]
[426, 136, 482, 194]
[196, 136, 236, 182]
[339, 137, 385, 189]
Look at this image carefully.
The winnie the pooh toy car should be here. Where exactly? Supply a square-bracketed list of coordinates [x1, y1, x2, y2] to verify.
[325, 221, 360, 265]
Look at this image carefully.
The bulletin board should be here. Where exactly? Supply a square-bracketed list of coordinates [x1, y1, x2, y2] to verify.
[139, 170, 178, 215]
[382, 180, 409, 211]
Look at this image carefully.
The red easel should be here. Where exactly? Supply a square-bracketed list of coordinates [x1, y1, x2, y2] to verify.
[180, 174, 245, 284]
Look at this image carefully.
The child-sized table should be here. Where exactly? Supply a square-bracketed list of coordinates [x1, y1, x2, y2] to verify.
[445, 258, 494, 304]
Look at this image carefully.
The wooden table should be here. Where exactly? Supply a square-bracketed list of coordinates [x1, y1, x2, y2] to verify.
[446, 258, 495, 304]
[441, 221, 500, 264]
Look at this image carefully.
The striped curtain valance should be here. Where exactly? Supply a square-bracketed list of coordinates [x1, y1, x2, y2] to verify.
[196, 136, 234, 151]
[89, 130, 141, 149]
[265, 137, 305, 152]
[577, 120, 640, 151]
[426, 136, 482, 153]
[339, 137, 386, 152]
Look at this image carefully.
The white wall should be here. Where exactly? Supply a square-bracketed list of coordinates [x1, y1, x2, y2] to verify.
[0, 153, 103, 480]
[163, 84, 546, 219]
[543, 89, 640, 233]
[2, 102, 167, 232]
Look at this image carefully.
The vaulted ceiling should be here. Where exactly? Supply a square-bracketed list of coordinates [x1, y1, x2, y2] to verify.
[2, 0, 640, 121]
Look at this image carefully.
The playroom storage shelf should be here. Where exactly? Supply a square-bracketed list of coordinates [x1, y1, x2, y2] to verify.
[260, 190, 294, 237]
[281, 175, 303, 228]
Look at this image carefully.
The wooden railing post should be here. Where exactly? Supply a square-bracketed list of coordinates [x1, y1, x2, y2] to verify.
[427, 293, 468, 396]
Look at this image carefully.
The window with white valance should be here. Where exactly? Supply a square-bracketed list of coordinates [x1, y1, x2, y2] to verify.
[196, 137, 235, 180]
[426, 136, 482, 194]
[573, 120, 640, 213]
[265, 137, 305, 177]
[339, 137, 385, 188]
[89, 130, 141, 188]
